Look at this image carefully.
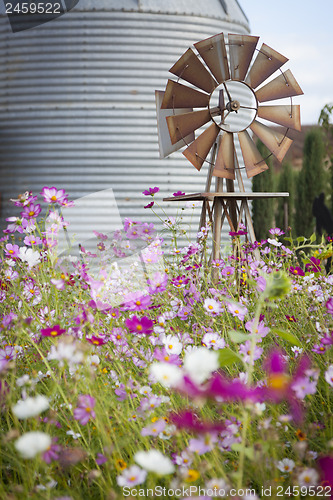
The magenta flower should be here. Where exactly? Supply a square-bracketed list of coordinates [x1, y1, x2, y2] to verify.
[289, 266, 305, 276]
[169, 410, 225, 434]
[40, 186, 68, 205]
[142, 186, 159, 196]
[73, 394, 96, 425]
[86, 335, 108, 346]
[41, 325, 66, 338]
[125, 315, 153, 335]
[20, 203, 41, 219]
[317, 456, 333, 488]
[144, 201, 154, 209]
[173, 191, 185, 196]
[326, 298, 333, 317]
[286, 314, 297, 322]
[229, 229, 247, 237]
[305, 257, 321, 273]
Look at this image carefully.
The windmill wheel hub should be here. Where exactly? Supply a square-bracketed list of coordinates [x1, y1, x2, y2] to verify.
[230, 100, 240, 111]
[209, 80, 258, 133]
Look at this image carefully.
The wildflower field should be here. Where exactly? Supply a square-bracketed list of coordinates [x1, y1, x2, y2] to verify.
[0, 186, 333, 500]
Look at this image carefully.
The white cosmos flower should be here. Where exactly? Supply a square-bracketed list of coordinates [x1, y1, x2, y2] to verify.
[12, 395, 49, 419]
[297, 468, 319, 487]
[18, 246, 41, 268]
[15, 432, 51, 458]
[325, 365, 333, 386]
[267, 238, 282, 247]
[149, 362, 183, 388]
[277, 458, 295, 473]
[183, 347, 219, 384]
[134, 449, 175, 475]
[163, 334, 182, 355]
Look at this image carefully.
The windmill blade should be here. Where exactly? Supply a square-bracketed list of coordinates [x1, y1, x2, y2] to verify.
[194, 33, 230, 84]
[228, 34, 259, 81]
[245, 43, 288, 89]
[250, 120, 293, 162]
[155, 90, 195, 158]
[183, 123, 220, 171]
[166, 109, 211, 145]
[161, 80, 210, 109]
[169, 48, 218, 94]
[257, 105, 301, 131]
[238, 130, 269, 178]
[213, 131, 235, 179]
[255, 69, 304, 103]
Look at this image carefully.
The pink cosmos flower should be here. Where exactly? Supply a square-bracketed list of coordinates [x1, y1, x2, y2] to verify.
[226, 301, 248, 321]
[73, 394, 96, 425]
[141, 419, 166, 437]
[125, 315, 153, 335]
[173, 191, 185, 196]
[23, 235, 42, 246]
[221, 266, 235, 277]
[144, 201, 154, 209]
[142, 186, 159, 196]
[20, 203, 41, 219]
[269, 227, 285, 236]
[40, 186, 68, 205]
[5, 243, 20, 258]
[147, 272, 168, 294]
[41, 325, 66, 338]
[42, 437, 61, 464]
[239, 340, 263, 364]
[122, 292, 152, 311]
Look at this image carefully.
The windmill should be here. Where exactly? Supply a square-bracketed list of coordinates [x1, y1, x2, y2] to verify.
[155, 32, 303, 260]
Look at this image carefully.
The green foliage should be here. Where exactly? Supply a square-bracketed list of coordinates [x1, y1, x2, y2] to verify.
[295, 128, 325, 237]
[275, 162, 295, 231]
[252, 140, 274, 241]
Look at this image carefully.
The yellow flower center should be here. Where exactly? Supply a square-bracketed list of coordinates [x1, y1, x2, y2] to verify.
[268, 373, 289, 391]
[50, 330, 58, 336]
[136, 325, 142, 331]
[51, 195, 57, 201]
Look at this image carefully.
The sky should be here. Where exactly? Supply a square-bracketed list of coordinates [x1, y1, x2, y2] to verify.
[239, 0, 333, 125]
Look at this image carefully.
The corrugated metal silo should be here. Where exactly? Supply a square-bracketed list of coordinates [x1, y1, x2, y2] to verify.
[0, 0, 250, 241]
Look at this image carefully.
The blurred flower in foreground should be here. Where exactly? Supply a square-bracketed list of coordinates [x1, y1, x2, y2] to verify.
[15, 432, 51, 459]
[12, 395, 49, 419]
[134, 449, 174, 475]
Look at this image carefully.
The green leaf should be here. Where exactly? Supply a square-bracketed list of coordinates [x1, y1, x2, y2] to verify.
[296, 236, 305, 244]
[272, 328, 302, 348]
[309, 232, 317, 243]
[228, 330, 249, 343]
[218, 348, 243, 367]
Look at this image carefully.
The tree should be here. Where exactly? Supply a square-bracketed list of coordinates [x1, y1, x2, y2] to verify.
[294, 128, 325, 237]
[275, 162, 295, 232]
[318, 103, 333, 213]
[252, 140, 274, 241]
